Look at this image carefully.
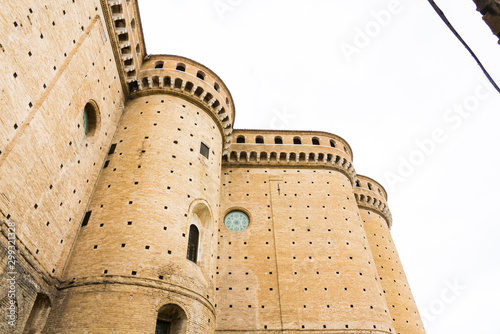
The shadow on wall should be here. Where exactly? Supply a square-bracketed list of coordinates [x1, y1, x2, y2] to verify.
[22, 293, 51, 334]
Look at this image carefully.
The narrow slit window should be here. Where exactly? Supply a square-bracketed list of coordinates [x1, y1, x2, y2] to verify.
[82, 211, 92, 227]
[187, 224, 199, 263]
[108, 144, 117, 154]
[200, 142, 210, 158]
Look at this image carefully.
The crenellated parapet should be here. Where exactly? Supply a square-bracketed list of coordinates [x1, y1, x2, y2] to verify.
[128, 55, 236, 151]
[223, 130, 356, 183]
[101, 0, 146, 94]
[354, 175, 392, 228]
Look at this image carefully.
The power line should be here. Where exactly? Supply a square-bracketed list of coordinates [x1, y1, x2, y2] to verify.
[427, 0, 500, 94]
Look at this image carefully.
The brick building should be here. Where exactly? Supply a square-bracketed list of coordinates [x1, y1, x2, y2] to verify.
[0, 1, 425, 333]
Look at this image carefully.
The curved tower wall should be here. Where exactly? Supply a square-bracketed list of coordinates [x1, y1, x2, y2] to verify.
[355, 176, 426, 334]
[215, 130, 395, 333]
[45, 57, 235, 334]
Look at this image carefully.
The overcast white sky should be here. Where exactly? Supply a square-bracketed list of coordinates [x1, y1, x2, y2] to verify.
[138, 1, 500, 332]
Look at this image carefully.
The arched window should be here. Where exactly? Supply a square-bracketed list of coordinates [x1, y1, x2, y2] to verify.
[236, 136, 245, 143]
[23, 293, 51, 334]
[155, 304, 187, 334]
[214, 82, 220, 91]
[196, 71, 205, 80]
[186, 225, 199, 263]
[312, 137, 320, 145]
[330, 140, 335, 148]
[255, 136, 264, 144]
[176, 64, 186, 72]
[293, 137, 301, 145]
[368, 183, 372, 190]
[356, 180, 360, 187]
[83, 102, 99, 137]
[155, 61, 164, 69]
[274, 137, 283, 144]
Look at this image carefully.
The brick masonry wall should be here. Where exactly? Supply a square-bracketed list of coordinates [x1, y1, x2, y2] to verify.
[48, 94, 222, 333]
[216, 166, 395, 333]
[0, 0, 124, 332]
[0, 221, 57, 334]
[360, 209, 426, 334]
[46, 283, 215, 334]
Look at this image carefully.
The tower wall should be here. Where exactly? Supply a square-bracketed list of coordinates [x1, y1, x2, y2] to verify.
[355, 176, 426, 334]
[45, 92, 224, 333]
[216, 130, 395, 333]
[0, 1, 125, 333]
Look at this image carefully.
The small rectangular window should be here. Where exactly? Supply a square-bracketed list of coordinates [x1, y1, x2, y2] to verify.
[108, 143, 117, 154]
[82, 211, 92, 227]
[103, 160, 110, 168]
[200, 142, 209, 158]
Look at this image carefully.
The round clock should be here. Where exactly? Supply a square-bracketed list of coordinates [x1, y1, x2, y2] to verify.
[224, 211, 250, 232]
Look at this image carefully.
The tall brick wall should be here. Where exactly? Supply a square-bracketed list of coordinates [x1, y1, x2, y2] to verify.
[47, 93, 223, 333]
[356, 176, 425, 334]
[0, 0, 124, 333]
[216, 132, 395, 333]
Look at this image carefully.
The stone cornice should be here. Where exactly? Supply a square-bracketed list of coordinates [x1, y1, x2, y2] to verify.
[223, 144, 356, 184]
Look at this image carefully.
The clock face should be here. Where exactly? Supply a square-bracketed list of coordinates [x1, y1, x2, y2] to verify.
[224, 211, 249, 232]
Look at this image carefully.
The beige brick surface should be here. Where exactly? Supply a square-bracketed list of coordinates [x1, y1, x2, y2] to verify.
[0, 1, 426, 333]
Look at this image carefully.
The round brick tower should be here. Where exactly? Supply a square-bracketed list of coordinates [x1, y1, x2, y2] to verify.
[45, 56, 235, 334]
[215, 131, 397, 332]
[355, 175, 426, 334]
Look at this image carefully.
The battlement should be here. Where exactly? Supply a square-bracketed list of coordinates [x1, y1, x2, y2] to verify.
[223, 129, 356, 182]
[102, 0, 146, 94]
[354, 175, 392, 227]
[127, 55, 235, 150]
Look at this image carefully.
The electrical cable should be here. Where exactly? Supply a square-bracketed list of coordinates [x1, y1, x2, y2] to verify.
[427, 0, 500, 94]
